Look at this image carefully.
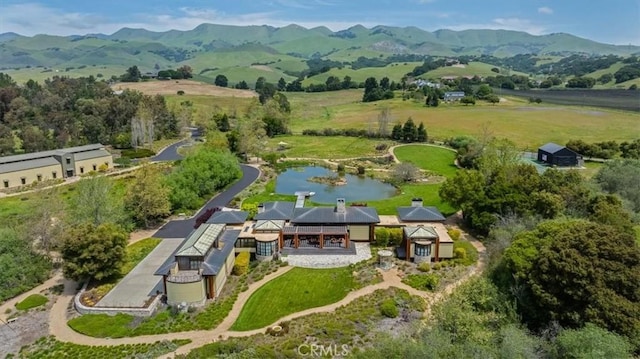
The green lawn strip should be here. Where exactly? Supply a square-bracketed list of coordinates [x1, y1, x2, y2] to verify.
[240, 178, 297, 205]
[393, 145, 458, 178]
[17, 336, 190, 359]
[231, 267, 355, 331]
[15, 294, 48, 310]
[366, 183, 454, 215]
[452, 240, 479, 266]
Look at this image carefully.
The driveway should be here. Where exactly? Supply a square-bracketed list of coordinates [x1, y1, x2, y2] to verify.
[153, 165, 260, 238]
[96, 238, 183, 308]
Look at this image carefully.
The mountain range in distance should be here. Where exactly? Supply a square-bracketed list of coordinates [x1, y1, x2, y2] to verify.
[2, 23, 639, 70]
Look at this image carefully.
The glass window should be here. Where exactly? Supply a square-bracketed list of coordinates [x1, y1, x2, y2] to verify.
[189, 259, 202, 270]
[92, 164, 97, 171]
[415, 243, 432, 256]
[80, 167, 84, 174]
[52, 171, 57, 179]
[20, 177, 26, 185]
[3, 180, 8, 188]
[66, 158, 71, 164]
[256, 241, 275, 256]
[37, 174, 42, 181]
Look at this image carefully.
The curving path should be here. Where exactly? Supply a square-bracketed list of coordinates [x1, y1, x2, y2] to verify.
[43, 238, 486, 356]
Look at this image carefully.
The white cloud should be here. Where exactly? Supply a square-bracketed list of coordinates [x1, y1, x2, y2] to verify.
[538, 7, 553, 15]
[443, 17, 546, 35]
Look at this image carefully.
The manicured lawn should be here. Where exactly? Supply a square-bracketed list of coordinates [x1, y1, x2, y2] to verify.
[393, 145, 458, 178]
[15, 294, 48, 310]
[231, 267, 355, 331]
[366, 183, 454, 216]
[265, 135, 393, 159]
[241, 178, 297, 205]
[67, 313, 134, 338]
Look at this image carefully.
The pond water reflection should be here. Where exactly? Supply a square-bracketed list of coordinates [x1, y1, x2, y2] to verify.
[275, 166, 398, 204]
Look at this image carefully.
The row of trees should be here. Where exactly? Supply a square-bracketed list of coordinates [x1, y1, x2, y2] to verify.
[0, 73, 180, 156]
[566, 138, 640, 159]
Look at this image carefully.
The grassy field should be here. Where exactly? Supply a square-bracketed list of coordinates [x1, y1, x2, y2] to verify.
[231, 267, 354, 331]
[303, 62, 422, 85]
[283, 91, 639, 149]
[4, 65, 128, 84]
[15, 294, 48, 310]
[425, 62, 528, 78]
[393, 145, 458, 178]
[265, 135, 393, 159]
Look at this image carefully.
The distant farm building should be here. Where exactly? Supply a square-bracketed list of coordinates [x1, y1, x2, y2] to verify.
[537, 143, 583, 167]
[443, 91, 466, 101]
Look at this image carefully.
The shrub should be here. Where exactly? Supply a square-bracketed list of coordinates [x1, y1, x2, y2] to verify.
[98, 163, 109, 172]
[417, 261, 431, 272]
[357, 165, 366, 175]
[375, 143, 388, 151]
[337, 163, 345, 173]
[374, 227, 390, 247]
[447, 228, 461, 241]
[454, 247, 467, 260]
[121, 148, 156, 159]
[380, 299, 398, 318]
[402, 273, 440, 291]
[194, 207, 219, 229]
[177, 90, 185, 95]
[233, 252, 250, 275]
[388, 228, 403, 246]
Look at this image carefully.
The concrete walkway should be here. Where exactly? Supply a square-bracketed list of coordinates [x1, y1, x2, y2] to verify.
[44, 238, 486, 357]
[97, 238, 184, 308]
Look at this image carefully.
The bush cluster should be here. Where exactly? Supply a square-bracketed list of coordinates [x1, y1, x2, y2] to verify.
[233, 252, 250, 275]
[380, 299, 399, 318]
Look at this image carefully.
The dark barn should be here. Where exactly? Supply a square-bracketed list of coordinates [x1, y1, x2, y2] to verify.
[537, 143, 582, 167]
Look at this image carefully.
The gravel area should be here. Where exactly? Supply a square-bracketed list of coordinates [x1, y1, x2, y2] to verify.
[283, 243, 372, 268]
[0, 299, 53, 357]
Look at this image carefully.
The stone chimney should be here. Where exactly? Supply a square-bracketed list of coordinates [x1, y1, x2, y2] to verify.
[257, 203, 265, 214]
[336, 198, 346, 214]
[411, 198, 423, 207]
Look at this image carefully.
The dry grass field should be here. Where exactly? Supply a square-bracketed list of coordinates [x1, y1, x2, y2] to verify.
[112, 80, 257, 98]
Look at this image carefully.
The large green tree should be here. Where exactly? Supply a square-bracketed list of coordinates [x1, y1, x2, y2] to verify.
[497, 219, 640, 344]
[60, 223, 128, 282]
[67, 176, 127, 227]
[124, 164, 172, 228]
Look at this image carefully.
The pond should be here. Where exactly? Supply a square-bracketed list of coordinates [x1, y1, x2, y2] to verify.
[275, 166, 398, 204]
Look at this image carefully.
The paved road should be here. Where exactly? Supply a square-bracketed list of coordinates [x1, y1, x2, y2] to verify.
[96, 238, 183, 308]
[153, 164, 260, 238]
[151, 139, 189, 162]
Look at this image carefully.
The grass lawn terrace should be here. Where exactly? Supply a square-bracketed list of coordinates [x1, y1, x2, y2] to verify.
[393, 145, 458, 178]
[231, 267, 355, 331]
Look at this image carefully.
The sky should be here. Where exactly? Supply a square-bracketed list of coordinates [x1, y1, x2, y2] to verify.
[1, 0, 639, 45]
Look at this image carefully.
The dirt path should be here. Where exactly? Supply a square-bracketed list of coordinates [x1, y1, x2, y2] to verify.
[0, 271, 64, 323]
[44, 238, 486, 357]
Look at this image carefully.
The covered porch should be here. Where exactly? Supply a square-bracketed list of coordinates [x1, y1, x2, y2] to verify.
[280, 225, 350, 249]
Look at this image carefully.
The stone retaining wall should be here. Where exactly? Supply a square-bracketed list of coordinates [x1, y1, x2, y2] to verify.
[74, 284, 162, 317]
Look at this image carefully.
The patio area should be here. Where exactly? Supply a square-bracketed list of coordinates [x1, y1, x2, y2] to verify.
[282, 243, 371, 268]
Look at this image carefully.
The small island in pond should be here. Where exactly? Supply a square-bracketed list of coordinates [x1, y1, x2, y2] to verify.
[307, 175, 347, 186]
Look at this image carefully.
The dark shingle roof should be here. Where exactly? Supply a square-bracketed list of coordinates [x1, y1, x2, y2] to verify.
[207, 211, 249, 224]
[292, 206, 380, 224]
[538, 142, 565, 154]
[201, 229, 240, 276]
[255, 201, 295, 220]
[397, 206, 446, 222]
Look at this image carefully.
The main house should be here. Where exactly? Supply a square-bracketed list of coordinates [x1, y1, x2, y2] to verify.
[156, 198, 454, 306]
[0, 144, 113, 189]
[537, 142, 583, 167]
